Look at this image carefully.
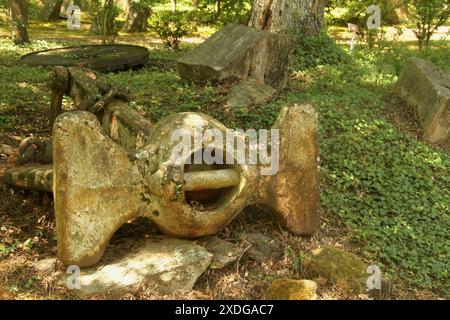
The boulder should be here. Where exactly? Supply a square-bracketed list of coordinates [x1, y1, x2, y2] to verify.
[225, 80, 276, 110]
[396, 58, 450, 147]
[202, 237, 244, 269]
[302, 247, 393, 298]
[302, 247, 367, 291]
[63, 237, 212, 297]
[264, 279, 317, 300]
[34, 257, 58, 273]
[239, 232, 281, 262]
[177, 24, 293, 89]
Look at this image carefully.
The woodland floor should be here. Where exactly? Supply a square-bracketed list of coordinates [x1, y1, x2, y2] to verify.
[0, 20, 449, 300]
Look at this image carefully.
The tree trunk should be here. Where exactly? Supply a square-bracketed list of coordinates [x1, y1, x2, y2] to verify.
[10, 0, 30, 44]
[40, 0, 64, 21]
[171, 0, 176, 12]
[248, 0, 324, 35]
[192, 0, 199, 11]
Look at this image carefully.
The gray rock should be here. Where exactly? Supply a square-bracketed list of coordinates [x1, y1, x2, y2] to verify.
[203, 237, 244, 269]
[396, 58, 450, 147]
[239, 232, 281, 262]
[225, 80, 276, 110]
[64, 237, 212, 297]
[34, 257, 57, 273]
[177, 24, 292, 89]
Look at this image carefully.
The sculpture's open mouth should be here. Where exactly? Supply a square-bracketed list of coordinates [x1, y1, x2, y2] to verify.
[183, 149, 241, 211]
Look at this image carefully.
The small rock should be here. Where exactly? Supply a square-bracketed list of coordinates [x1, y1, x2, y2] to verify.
[239, 232, 281, 262]
[264, 279, 317, 300]
[34, 257, 57, 273]
[63, 238, 212, 297]
[203, 237, 244, 269]
[0, 144, 16, 156]
[303, 247, 367, 291]
[225, 80, 276, 110]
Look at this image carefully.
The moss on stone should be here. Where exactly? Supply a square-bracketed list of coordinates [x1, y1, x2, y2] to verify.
[303, 247, 367, 291]
[264, 279, 317, 300]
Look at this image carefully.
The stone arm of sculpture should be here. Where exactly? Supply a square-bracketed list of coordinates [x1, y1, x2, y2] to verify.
[17, 137, 53, 165]
[50, 66, 131, 123]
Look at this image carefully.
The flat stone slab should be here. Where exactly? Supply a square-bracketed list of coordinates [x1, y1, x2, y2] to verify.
[64, 237, 212, 297]
[396, 58, 450, 147]
[238, 232, 281, 262]
[202, 237, 244, 269]
[19, 45, 149, 72]
[177, 24, 292, 89]
[225, 80, 276, 110]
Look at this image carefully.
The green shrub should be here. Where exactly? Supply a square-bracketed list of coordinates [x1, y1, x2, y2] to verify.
[402, 0, 450, 50]
[150, 10, 192, 50]
[197, 0, 251, 26]
[91, 0, 124, 44]
[292, 29, 350, 70]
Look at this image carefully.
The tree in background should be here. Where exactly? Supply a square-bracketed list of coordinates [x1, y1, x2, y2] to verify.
[126, 0, 153, 32]
[91, 0, 124, 44]
[403, 0, 449, 50]
[10, 0, 30, 44]
[248, 0, 325, 35]
[196, 0, 250, 25]
[326, 0, 402, 47]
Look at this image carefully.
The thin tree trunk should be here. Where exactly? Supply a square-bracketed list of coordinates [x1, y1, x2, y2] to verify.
[171, 0, 177, 12]
[10, 0, 30, 44]
[248, 0, 324, 35]
[192, 0, 199, 11]
[215, 0, 221, 18]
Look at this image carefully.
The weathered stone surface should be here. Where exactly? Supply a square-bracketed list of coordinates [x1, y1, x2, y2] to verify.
[177, 24, 293, 89]
[264, 279, 318, 300]
[302, 247, 367, 291]
[396, 58, 450, 147]
[225, 80, 276, 110]
[64, 238, 212, 297]
[0, 144, 16, 156]
[239, 232, 280, 262]
[203, 237, 244, 269]
[260, 103, 320, 235]
[5, 102, 320, 267]
[3, 164, 53, 192]
[52, 111, 257, 267]
[34, 257, 58, 273]
[102, 100, 153, 149]
[303, 247, 393, 298]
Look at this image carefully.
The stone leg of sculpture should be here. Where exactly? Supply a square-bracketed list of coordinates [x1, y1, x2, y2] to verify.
[259, 103, 320, 236]
[53, 111, 145, 267]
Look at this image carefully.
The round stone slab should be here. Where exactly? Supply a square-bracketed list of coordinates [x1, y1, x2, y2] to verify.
[19, 45, 149, 72]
